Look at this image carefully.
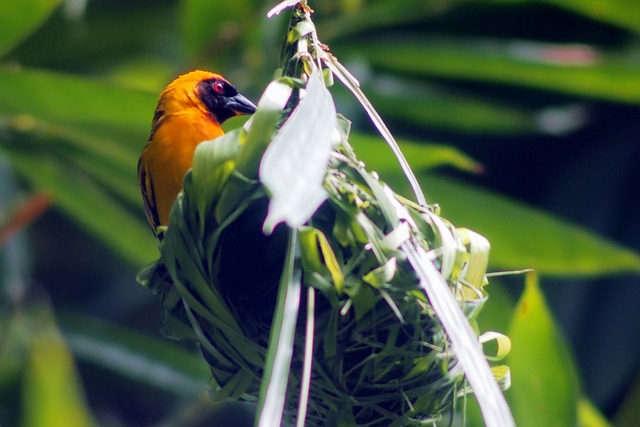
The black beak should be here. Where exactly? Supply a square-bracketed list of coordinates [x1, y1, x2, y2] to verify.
[224, 93, 257, 116]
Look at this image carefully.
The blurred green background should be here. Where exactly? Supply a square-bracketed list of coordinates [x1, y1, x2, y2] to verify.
[1, 0, 639, 426]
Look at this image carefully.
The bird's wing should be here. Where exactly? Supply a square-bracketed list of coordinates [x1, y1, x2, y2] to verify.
[138, 153, 161, 236]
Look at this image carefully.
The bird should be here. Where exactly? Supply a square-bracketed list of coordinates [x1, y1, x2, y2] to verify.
[138, 70, 257, 237]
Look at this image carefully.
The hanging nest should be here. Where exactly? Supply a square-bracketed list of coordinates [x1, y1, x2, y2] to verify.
[138, 130, 490, 426]
[139, 3, 510, 426]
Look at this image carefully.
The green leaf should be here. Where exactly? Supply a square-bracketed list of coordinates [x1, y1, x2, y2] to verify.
[234, 79, 292, 178]
[363, 257, 397, 288]
[216, 79, 292, 221]
[578, 396, 612, 427]
[421, 174, 640, 276]
[362, 79, 541, 135]
[501, 0, 640, 34]
[0, 0, 60, 57]
[363, 178, 514, 425]
[613, 362, 640, 427]
[322, 0, 640, 38]
[260, 71, 336, 232]
[180, 0, 252, 59]
[349, 139, 640, 276]
[2, 147, 156, 267]
[350, 133, 482, 174]
[192, 129, 243, 230]
[0, 67, 154, 146]
[299, 226, 344, 294]
[4, 119, 141, 208]
[506, 272, 579, 427]
[0, 67, 159, 266]
[475, 281, 515, 334]
[317, 0, 448, 41]
[60, 314, 209, 395]
[324, 54, 427, 207]
[20, 305, 97, 427]
[407, 236, 515, 426]
[351, 38, 640, 104]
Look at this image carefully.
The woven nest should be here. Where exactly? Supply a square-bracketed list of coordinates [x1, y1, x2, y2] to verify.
[139, 131, 484, 426]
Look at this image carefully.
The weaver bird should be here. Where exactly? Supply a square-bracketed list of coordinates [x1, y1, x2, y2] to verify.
[138, 70, 257, 236]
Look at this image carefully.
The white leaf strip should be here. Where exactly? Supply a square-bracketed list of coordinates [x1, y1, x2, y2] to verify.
[260, 71, 336, 233]
[257, 231, 302, 427]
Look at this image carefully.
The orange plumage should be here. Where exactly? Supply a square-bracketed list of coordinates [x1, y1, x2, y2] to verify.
[138, 70, 256, 236]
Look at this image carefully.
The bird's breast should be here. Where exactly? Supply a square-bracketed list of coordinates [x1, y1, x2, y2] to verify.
[145, 113, 225, 226]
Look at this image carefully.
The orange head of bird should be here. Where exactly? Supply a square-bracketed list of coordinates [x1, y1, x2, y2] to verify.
[155, 70, 257, 126]
[139, 70, 257, 237]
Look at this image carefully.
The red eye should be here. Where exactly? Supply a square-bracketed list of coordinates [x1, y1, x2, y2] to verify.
[213, 81, 225, 94]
